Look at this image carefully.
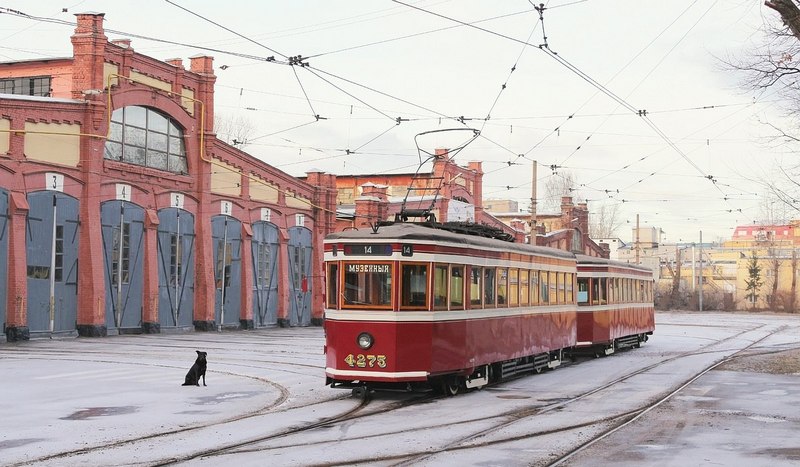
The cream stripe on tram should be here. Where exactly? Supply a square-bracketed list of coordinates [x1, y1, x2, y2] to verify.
[326, 368, 429, 379]
[325, 305, 576, 322]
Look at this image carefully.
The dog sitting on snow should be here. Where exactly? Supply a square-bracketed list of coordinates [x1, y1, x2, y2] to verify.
[182, 350, 207, 386]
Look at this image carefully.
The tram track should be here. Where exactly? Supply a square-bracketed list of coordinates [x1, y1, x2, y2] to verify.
[207, 322, 783, 467]
[381, 324, 793, 467]
[5, 317, 795, 466]
[546, 326, 794, 466]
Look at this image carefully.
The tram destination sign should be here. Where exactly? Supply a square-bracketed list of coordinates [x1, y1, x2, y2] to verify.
[343, 244, 393, 256]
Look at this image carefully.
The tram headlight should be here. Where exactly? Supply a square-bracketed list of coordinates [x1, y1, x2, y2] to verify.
[357, 332, 374, 350]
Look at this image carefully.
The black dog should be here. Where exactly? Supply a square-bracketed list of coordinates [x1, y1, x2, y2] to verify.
[182, 350, 207, 386]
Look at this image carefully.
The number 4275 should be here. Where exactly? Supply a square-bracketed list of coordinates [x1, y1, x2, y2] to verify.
[344, 354, 387, 368]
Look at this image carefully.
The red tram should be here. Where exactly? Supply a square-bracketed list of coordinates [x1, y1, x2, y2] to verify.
[575, 255, 655, 355]
[323, 221, 654, 394]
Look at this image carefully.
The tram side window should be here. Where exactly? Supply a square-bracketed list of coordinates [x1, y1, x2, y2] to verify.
[557, 272, 565, 304]
[550, 272, 558, 305]
[509, 269, 519, 306]
[450, 266, 465, 309]
[566, 272, 574, 304]
[540, 271, 549, 304]
[343, 263, 392, 308]
[520, 269, 529, 306]
[497, 268, 508, 306]
[484, 268, 496, 308]
[577, 277, 589, 305]
[433, 264, 448, 309]
[326, 263, 339, 309]
[470, 267, 482, 308]
[531, 270, 539, 305]
[401, 263, 428, 308]
[621, 278, 627, 302]
[599, 277, 607, 304]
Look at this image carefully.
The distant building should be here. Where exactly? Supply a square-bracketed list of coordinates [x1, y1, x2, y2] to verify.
[484, 196, 608, 257]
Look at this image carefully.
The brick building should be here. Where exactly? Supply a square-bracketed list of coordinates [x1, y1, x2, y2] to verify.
[0, 13, 338, 341]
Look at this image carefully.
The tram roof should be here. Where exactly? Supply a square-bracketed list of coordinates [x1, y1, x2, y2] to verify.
[575, 254, 654, 274]
[326, 222, 576, 260]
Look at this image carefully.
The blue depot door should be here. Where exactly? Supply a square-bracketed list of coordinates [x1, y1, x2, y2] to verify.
[211, 215, 241, 328]
[101, 201, 145, 331]
[26, 191, 79, 333]
[251, 221, 279, 327]
[288, 226, 312, 327]
[157, 208, 195, 328]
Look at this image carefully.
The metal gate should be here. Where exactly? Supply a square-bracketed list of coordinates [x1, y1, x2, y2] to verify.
[101, 200, 145, 331]
[211, 215, 241, 328]
[157, 207, 195, 328]
[26, 191, 79, 333]
[288, 226, 312, 327]
[251, 221, 279, 327]
[0, 189, 7, 330]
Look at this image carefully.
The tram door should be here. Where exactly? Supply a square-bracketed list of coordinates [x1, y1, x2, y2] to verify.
[26, 191, 79, 333]
[101, 201, 145, 331]
[156, 208, 195, 328]
[288, 226, 312, 327]
[0, 189, 7, 329]
[211, 215, 242, 327]
[251, 221, 279, 327]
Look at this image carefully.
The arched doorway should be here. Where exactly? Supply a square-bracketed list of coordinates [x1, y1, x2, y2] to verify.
[26, 191, 79, 334]
[101, 200, 145, 332]
[251, 221, 279, 327]
[288, 226, 312, 326]
[211, 215, 242, 328]
[157, 207, 195, 328]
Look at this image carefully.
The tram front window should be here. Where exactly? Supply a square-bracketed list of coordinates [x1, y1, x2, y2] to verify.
[401, 263, 428, 308]
[342, 263, 391, 308]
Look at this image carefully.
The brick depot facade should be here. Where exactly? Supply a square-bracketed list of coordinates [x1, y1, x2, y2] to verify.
[0, 13, 338, 341]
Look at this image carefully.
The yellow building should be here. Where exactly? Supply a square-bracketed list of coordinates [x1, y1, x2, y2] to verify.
[653, 223, 799, 311]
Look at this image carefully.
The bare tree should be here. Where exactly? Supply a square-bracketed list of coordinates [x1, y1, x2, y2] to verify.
[214, 113, 256, 149]
[589, 202, 624, 238]
[767, 246, 781, 309]
[766, 1, 800, 40]
[542, 170, 580, 213]
[727, 2, 800, 213]
[758, 192, 795, 223]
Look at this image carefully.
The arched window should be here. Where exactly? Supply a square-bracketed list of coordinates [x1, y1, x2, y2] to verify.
[104, 106, 188, 174]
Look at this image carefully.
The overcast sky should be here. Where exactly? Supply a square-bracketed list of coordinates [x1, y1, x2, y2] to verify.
[0, 1, 792, 243]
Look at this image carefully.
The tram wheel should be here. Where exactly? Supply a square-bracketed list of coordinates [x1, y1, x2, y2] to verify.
[352, 386, 367, 399]
[446, 376, 461, 396]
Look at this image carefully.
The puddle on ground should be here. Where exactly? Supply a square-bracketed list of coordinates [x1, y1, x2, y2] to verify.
[193, 391, 260, 405]
[61, 406, 139, 420]
[496, 394, 531, 400]
[0, 438, 46, 450]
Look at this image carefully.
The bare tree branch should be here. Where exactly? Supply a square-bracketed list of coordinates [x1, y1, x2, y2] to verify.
[765, 0, 800, 40]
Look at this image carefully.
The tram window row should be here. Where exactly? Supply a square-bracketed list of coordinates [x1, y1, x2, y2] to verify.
[576, 277, 654, 306]
[326, 261, 577, 311]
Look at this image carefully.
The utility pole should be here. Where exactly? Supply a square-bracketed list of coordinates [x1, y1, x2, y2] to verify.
[529, 160, 537, 245]
[699, 230, 704, 311]
[635, 214, 640, 264]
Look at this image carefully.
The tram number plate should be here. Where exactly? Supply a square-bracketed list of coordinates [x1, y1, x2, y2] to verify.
[344, 354, 387, 368]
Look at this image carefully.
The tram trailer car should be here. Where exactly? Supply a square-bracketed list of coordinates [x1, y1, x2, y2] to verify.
[575, 255, 655, 356]
[323, 222, 580, 395]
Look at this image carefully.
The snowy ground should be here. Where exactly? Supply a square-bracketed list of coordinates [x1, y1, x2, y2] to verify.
[1, 311, 799, 466]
